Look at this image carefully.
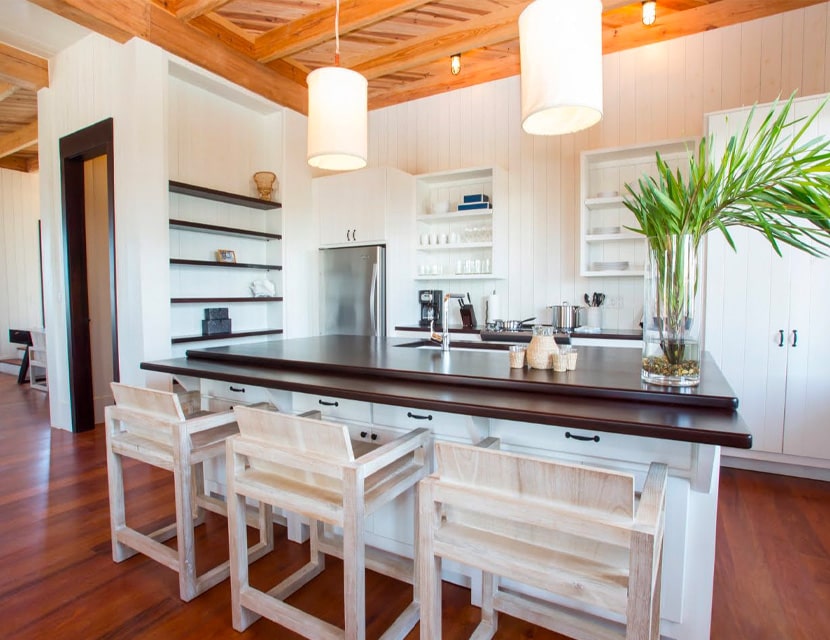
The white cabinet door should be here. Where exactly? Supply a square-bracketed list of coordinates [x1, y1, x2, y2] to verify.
[781, 250, 830, 459]
[705, 95, 830, 463]
[316, 168, 387, 246]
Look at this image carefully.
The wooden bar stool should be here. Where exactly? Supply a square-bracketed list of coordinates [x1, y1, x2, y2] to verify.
[105, 382, 273, 602]
[227, 404, 432, 640]
[28, 329, 47, 392]
[419, 441, 668, 640]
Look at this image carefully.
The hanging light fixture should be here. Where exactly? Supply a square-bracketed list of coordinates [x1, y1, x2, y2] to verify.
[307, 0, 367, 171]
[519, 0, 603, 136]
[450, 53, 461, 76]
[642, 0, 656, 26]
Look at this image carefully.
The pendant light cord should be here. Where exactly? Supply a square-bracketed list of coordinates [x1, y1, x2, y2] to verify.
[334, 0, 341, 66]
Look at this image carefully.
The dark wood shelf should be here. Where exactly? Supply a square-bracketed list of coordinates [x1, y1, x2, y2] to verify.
[169, 180, 281, 210]
[171, 296, 283, 304]
[169, 219, 281, 240]
[171, 329, 283, 344]
[170, 258, 282, 271]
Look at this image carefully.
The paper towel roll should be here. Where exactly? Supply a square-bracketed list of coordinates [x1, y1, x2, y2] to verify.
[486, 292, 501, 323]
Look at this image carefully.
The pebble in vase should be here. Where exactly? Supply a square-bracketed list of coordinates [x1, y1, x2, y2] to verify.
[253, 171, 278, 201]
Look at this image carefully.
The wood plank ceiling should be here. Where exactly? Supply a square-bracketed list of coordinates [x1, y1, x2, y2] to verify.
[0, 0, 827, 172]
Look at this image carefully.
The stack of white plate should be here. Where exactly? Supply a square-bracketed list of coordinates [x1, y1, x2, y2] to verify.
[590, 226, 620, 235]
[591, 260, 629, 271]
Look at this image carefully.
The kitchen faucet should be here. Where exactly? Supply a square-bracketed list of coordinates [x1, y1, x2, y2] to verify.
[430, 293, 466, 352]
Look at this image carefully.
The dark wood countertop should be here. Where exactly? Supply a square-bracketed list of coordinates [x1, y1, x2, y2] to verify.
[141, 336, 751, 448]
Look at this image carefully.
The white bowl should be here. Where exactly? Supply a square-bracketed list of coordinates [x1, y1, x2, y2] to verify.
[432, 201, 450, 214]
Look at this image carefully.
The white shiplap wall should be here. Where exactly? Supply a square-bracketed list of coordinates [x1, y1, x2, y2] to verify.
[0, 169, 42, 359]
[367, 3, 830, 328]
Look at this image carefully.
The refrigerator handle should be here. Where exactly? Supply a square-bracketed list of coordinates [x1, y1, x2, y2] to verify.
[370, 262, 379, 336]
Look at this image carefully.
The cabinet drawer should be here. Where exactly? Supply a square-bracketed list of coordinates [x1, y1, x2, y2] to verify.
[292, 392, 372, 424]
[489, 419, 693, 473]
[372, 403, 485, 442]
[201, 379, 273, 405]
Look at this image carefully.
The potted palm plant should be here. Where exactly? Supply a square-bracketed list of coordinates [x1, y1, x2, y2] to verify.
[624, 95, 830, 386]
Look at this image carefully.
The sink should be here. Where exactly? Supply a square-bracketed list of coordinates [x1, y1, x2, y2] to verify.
[396, 339, 512, 352]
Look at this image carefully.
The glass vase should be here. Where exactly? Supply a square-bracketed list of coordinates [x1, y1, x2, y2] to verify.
[642, 234, 702, 387]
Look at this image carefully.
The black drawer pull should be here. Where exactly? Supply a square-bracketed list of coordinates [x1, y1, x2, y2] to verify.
[792, 329, 798, 347]
[778, 329, 785, 347]
[565, 432, 600, 443]
[229, 386, 245, 393]
[407, 411, 433, 421]
[371, 433, 378, 441]
[360, 431, 369, 438]
[318, 400, 339, 407]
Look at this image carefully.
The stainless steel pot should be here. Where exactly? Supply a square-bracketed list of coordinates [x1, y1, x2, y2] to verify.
[503, 317, 536, 331]
[550, 303, 585, 332]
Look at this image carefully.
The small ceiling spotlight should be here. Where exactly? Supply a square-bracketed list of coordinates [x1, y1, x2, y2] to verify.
[642, 1, 656, 26]
[451, 53, 461, 76]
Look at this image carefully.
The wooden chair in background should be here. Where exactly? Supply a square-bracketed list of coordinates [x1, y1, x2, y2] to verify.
[419, 441, 668, 640]
[28, 329, 47, 392]
[104, 382, 273, 602]
[226, 404, 432, 640]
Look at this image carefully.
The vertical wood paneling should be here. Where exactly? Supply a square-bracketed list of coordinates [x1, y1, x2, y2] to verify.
[367, 4, 830, 326]
[759, 15, 784, 103]
[0, 169, 41, 359]
[803, 4, 828, 95]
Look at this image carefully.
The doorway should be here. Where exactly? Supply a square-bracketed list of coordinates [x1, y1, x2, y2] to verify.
[59, 118, 118, 433]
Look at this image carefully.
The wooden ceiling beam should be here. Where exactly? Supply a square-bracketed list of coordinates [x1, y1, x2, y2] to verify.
[350, 4, 525, 80]
[29, 0, 145, 43]
[168, 0, 232, 22]
[0, 155, 31, 172]
[188, 13, 255, 56]
[254, 0, 435, 64]
[0, 82, 18, 102]
[0, 43, 49, 91]
[31, 0, 308, 113]
[603, 0, 828, 54]
[0, 120, 38, 159]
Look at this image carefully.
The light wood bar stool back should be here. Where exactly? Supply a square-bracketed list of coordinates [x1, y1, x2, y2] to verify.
[104, 382, 273, 601]
[419, 441, 668, 640]
[227, 404, 432, 640]
[28, 329, 47, 392]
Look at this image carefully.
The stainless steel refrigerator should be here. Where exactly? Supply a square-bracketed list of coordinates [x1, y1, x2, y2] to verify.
[319, 245, 386, 337]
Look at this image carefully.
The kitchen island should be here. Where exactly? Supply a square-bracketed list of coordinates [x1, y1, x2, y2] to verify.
[142, 335, 750, 640]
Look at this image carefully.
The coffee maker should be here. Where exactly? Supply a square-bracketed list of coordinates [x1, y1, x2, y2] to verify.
[419, 289, 443, 327]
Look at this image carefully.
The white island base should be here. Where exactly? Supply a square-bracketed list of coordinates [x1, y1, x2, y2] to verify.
[189, 380, 721, 640]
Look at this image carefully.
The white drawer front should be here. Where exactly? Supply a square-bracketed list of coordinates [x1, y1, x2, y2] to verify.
[489, 419, 693, 474]
[292, 392, 372, 424]
[201, 379, 274, 405]
[372, 403, 486, 442]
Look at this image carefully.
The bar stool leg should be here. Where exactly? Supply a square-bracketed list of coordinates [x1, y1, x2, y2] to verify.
[418, 480, 442, 640]
[343, 469, 366, 640]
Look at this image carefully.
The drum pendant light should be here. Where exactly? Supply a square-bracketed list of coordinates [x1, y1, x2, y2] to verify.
[519, 0, 603, 135]
[307, 0, 367, 171]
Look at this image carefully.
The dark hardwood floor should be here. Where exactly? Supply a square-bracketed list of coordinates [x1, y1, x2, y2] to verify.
[1, 373, 828, 639]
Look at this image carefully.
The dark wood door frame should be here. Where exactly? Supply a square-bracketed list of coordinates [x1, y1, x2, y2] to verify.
[59, 118, 118, 433]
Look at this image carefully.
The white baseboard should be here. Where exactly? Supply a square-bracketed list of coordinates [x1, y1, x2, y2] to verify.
[721, 455, 830, 482]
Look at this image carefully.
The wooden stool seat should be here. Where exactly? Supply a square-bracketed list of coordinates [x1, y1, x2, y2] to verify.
[419, 441, 668, 640]
[227, 404, 432, 640]
[105, 382, 274, 602]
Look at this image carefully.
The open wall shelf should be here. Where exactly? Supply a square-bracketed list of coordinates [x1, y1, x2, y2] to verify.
[169, 218, 281, 240]
[169, 180, 281, 210]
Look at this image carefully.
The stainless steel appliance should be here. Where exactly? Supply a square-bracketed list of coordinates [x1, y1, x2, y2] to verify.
[320, 245, 386, 336]
[419, 289, 442, 327]
[550, 303, 586, 332]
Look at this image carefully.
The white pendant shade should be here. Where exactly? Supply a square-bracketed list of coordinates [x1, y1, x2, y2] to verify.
[307, 66, 368, 171]
[519, 0, 603, 135]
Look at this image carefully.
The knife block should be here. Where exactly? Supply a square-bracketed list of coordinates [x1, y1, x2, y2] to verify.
[460, 304, 477, 329]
